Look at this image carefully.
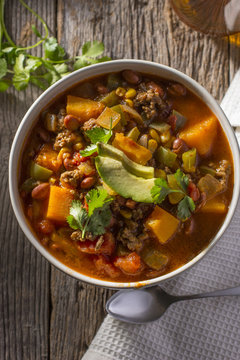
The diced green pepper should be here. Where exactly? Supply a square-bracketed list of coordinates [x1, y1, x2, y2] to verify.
[149, 122, 171, 133]
[107, 73, 121, 90]
[141, 247, 168, 270]
[30, 161, 53, 181]
[156, 146, 177, 168]
[172, 110, 187, 131]
[111, 104, 127, 125]
[167, 174, 184, 204]
[199, 165, 216, 177]
[155, 169, 167, 179]
[100, 90, 120, 107]
[126, 126, 140, 142]
[182, 148, 197, 173]
[21, 178, 39, 194]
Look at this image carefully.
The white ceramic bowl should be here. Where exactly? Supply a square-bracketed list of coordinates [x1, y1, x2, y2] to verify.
[9, 60, 240, 289]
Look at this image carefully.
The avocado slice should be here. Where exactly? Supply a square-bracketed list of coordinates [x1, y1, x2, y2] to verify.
[95, 156, 156, 203]
[97, 142, 154, 179]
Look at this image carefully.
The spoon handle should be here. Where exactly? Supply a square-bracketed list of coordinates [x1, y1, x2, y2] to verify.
[178, 286, 240, 302]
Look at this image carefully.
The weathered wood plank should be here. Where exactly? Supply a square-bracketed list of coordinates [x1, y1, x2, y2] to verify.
[0, 1, 57, 359]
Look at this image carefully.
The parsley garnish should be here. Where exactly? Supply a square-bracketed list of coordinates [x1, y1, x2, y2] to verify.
[80, 120, 113, 156]
[151, 169, 196, 221]
[0, 0, 111, 92]
[67, 188, 113, 239]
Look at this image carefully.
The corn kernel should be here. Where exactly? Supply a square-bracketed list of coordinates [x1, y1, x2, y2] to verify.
[73, 142, 85, 151]
[155, 169, 167, 179]
[160, 130, 171, 144]
[120, 209, 132, 219]
[148, 139, 158, 153]
[116, 87, 126, 97]
[49, 176, 57, 185]
[125, 99, 133, 107]
[125, 88, 137, 99]
[57, 147, 71, 162]
[149, 129, 160, 143]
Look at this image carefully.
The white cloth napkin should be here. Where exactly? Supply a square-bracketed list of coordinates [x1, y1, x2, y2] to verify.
[82, 72, 240, 360]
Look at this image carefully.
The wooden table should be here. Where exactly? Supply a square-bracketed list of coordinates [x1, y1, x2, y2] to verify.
[1, 1, 240, 359]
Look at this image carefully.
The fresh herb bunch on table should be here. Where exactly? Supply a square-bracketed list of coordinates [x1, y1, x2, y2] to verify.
[0, 0, 111, 92]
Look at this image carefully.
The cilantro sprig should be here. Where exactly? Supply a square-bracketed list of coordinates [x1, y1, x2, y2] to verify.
[67, 188, 113, 239]
[0, 0, 111, 92]
[80, 119, 113, 156]
[151, 169, 196, 221]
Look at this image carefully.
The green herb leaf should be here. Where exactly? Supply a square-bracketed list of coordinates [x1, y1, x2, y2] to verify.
[87, 203, 112, 236]
[82, 41, 104, 57]
[80, 120, 112, 157]
[31, 25, 42, 38]
[0, 58, 7, 79]
[174, 169, 189, 193]
[44, 37, 65, 61]
[67, 189, 113, 238]
[86, 188, 113, 216]
[0, 79, 10, 91]
[151, 178, 174, 204]
[177, 196, 195, 221]
[67, 200, 88, 231]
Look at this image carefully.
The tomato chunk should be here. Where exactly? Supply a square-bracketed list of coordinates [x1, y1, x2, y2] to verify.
[94, 256, 120, 278]
[114, 252, 142, 275]
[77, 233, 115, 256]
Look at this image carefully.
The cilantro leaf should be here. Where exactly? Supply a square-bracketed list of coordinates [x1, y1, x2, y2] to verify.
[80, 120, 112, 157]
[31, 25, 42, 39]
[85, 127, 112, 144]
[0, 79, 10, 91]
[177, 196, 196, 221]
[151, 178, 173, 204]
[67, 200, 88, 231]
[87, 203, 112, 236]
[44, 37, 65, 61]
[174, 169, 189, 193]
[67, 189, 113, 238]
[80, 144, 98, 157]
[0, 58, 7, 79]
[86, 188, 113, 216]
[82, 41, 104, 57]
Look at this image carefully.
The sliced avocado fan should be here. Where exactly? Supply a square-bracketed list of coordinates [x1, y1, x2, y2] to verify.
[97, 142, 154, 179]
[95, 155, 156, 203]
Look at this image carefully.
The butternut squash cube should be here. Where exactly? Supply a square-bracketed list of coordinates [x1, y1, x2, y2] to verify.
[179, 116, 218, 156]
[66, 95, 105, 121]
[96, 107, 121, 129]
[46, 186, 74, 223]
[36, 144, 61, 172]
[145, 206, 180, 244]
[112, 133, 152, 165]
[200, 198, 227, 213]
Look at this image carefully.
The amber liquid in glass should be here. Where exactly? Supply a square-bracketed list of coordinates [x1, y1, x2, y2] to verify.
[170, 0, 240, 36]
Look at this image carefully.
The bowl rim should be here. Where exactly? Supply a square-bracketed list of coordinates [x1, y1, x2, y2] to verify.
[9, 59, 240, 289]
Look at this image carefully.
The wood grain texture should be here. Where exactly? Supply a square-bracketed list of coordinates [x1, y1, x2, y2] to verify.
[0, 1, 56, 359]
[1, 0, 238, 359]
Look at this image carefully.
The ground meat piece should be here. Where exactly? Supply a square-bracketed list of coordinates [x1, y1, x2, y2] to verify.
[117, 227, 144, 252]
[71, 230, 96, 242]
[82, 118, 98, 131]
[215, 160, 231, 189]
[54, 129, 79, 151]
[133, 87, 172, 124]
[60, 169, 84, 188]
[55, 108, 66, 132]
[131, 203, 154, 221]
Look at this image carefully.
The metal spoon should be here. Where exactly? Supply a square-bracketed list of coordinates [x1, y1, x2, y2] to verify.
[106, 285, 240, 324]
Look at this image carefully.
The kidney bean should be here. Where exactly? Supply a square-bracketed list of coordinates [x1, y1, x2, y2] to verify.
[168, 83, 187, 96]
[172, 138, 189, 155]
[146, 81, 164, 97]
[188, 182, 200, 202]
[37, 219, 55, 235]
[122, 70, 141, 85]
[64, 115, 80, 130]
[63, 158, 76, 170]
[95, 83, 108, 94]
[31, 183, 50, 200]
[80, 176, 96, 189]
